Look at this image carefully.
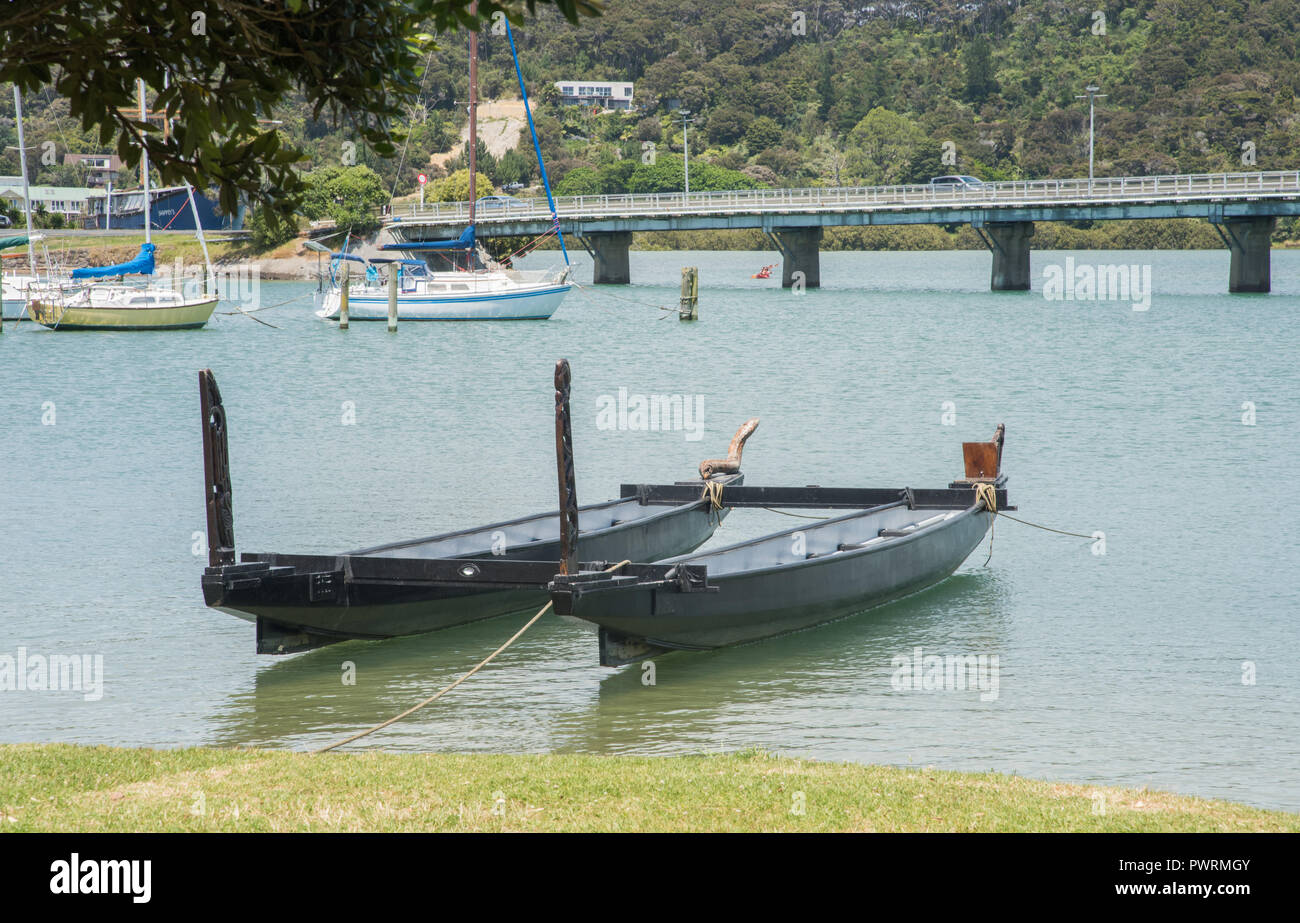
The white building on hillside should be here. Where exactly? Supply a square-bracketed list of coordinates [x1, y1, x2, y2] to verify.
[555, 81, 635, 111]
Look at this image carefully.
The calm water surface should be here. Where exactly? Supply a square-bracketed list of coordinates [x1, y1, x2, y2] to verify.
[2, 248, 1298, 811]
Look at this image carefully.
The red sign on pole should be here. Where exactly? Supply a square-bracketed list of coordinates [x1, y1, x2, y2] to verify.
[417, 173, 428, 185]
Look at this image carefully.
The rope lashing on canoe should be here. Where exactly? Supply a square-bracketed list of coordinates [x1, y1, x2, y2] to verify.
[313, 560, 633, 754]
[702, 478, 725, 512]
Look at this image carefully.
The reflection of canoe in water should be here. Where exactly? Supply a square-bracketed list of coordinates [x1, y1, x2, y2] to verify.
[198, 366, 755, 654]
[28, 284, 218, 330]
[552, 427, 1011, 665]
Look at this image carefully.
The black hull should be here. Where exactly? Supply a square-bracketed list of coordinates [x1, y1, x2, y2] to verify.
[566, 507, 991, 665]
[205, 497, 731, 654]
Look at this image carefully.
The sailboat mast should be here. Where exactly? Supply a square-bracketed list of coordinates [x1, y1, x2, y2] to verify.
[138, 79, 151, 245]
[12, 86, 37, 277]
[162, 71, 213, 295]
[468, 1, 478, 229]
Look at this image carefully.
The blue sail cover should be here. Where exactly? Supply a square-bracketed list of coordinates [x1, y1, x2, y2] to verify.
[380, 225, 475, 251]
[71, 242, 156, 279]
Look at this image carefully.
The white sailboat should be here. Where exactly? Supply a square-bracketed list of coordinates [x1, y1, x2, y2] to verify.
[27, 79, 218, 331]
[1, 86, 43, 321]
[315, 11, 573, 323]
[313, 231, 572, 321]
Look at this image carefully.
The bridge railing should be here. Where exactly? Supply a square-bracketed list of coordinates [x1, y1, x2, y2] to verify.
[395, 170, 1300, 225]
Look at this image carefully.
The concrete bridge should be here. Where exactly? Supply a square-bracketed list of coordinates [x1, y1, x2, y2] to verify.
[385, 171, 1300, 293]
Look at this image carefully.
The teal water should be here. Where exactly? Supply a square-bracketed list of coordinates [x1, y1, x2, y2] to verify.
[2, 248, 1298, 811]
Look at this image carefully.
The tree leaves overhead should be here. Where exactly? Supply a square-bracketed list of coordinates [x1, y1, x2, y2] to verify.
[0, 1, 602, 218]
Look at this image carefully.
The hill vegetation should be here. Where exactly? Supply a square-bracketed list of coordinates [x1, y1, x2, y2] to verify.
[4, 1, 1298, 244]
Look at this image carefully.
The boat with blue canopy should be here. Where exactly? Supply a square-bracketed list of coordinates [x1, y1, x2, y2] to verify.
[315, 20, 572, 322]
[26, 80, 219, 331]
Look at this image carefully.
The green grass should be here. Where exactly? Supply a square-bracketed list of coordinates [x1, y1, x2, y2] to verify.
[1, 744, 1294, 832]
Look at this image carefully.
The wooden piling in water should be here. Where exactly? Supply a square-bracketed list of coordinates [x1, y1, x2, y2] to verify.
[339, 263, 350, 329]
[387, 267, 398, 332]
[679, 266, 698, 320]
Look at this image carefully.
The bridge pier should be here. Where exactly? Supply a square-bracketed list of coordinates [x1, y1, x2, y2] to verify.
[1218, 216, 1274, 293]
[581, 231, 632, 284]
[982, 221, 1035, 291]
[768, 227, 821, 289]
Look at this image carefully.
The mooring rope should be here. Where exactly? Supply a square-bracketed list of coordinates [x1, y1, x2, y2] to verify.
[969, 482, 1096, 565]
[994, 511, 1096, 540]
[314, 560, 632, 754]
[216, 292, 310, 317]
[570, 279, 677, 315]
[761, 507, 831, 520]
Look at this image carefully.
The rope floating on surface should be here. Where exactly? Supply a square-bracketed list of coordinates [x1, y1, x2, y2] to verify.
[314, 560, 632, 754]
[995, 511, 1096, 540]
[969, 481, 1096, 566]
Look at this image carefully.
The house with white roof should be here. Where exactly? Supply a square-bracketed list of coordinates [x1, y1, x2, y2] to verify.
[554, 81, 635, 111]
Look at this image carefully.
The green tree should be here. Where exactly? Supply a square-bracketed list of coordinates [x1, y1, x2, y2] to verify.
[845, 108, 925, 185]
[963, 35, 998, 105]
[744, 116, 783, 154]
[300, 164, 390, 234]
[431, 168, 495, 202]
[0, 1, 600, 219]
[554, 166, 603, 195]
[247, 205, 298, 250]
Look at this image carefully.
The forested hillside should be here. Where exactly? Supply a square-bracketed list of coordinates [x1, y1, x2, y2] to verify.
[3, 1, 1297, 225]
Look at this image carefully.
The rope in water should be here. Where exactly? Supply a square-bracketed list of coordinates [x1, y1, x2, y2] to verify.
[217, 292, 310, 320]
[570, 279, 677, 315]
[970, 482, 1096, 565]
[314, 560, 632, 754]
[994, 511, 1096, 540]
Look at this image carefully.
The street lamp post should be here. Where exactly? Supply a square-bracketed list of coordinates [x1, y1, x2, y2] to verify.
[1075, 84, 1107, 194]
[679, 110, 694, 195]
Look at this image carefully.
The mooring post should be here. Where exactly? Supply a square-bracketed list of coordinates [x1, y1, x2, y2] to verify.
[679, 266, 698, 320]
[554, 359, 579, 576]
[387, 265, 398, 331]
[199, 369, 236, 567]
[0, 257, 5, 333]
[339, 262, 350, 329]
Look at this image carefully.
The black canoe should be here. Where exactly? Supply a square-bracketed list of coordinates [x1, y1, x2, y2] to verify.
[204, 479, 741, 654]
[550, 427, 1010, 665]
[198, 365, 755, 654]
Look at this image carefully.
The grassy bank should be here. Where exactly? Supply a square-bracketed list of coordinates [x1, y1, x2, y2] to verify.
[1, 745, 1294, 833]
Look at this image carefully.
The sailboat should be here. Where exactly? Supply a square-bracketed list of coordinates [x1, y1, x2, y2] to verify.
[314, 15, 572, 322]
[1, 235, 44, 321]
[1, 87, 44, 322]
[26, 80, 219, 331]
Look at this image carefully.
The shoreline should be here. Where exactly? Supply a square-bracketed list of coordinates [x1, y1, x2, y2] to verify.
[3, 744, 1295, 832]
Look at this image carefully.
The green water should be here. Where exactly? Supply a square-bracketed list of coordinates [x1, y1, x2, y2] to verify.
[2, 248, 1297, 811]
